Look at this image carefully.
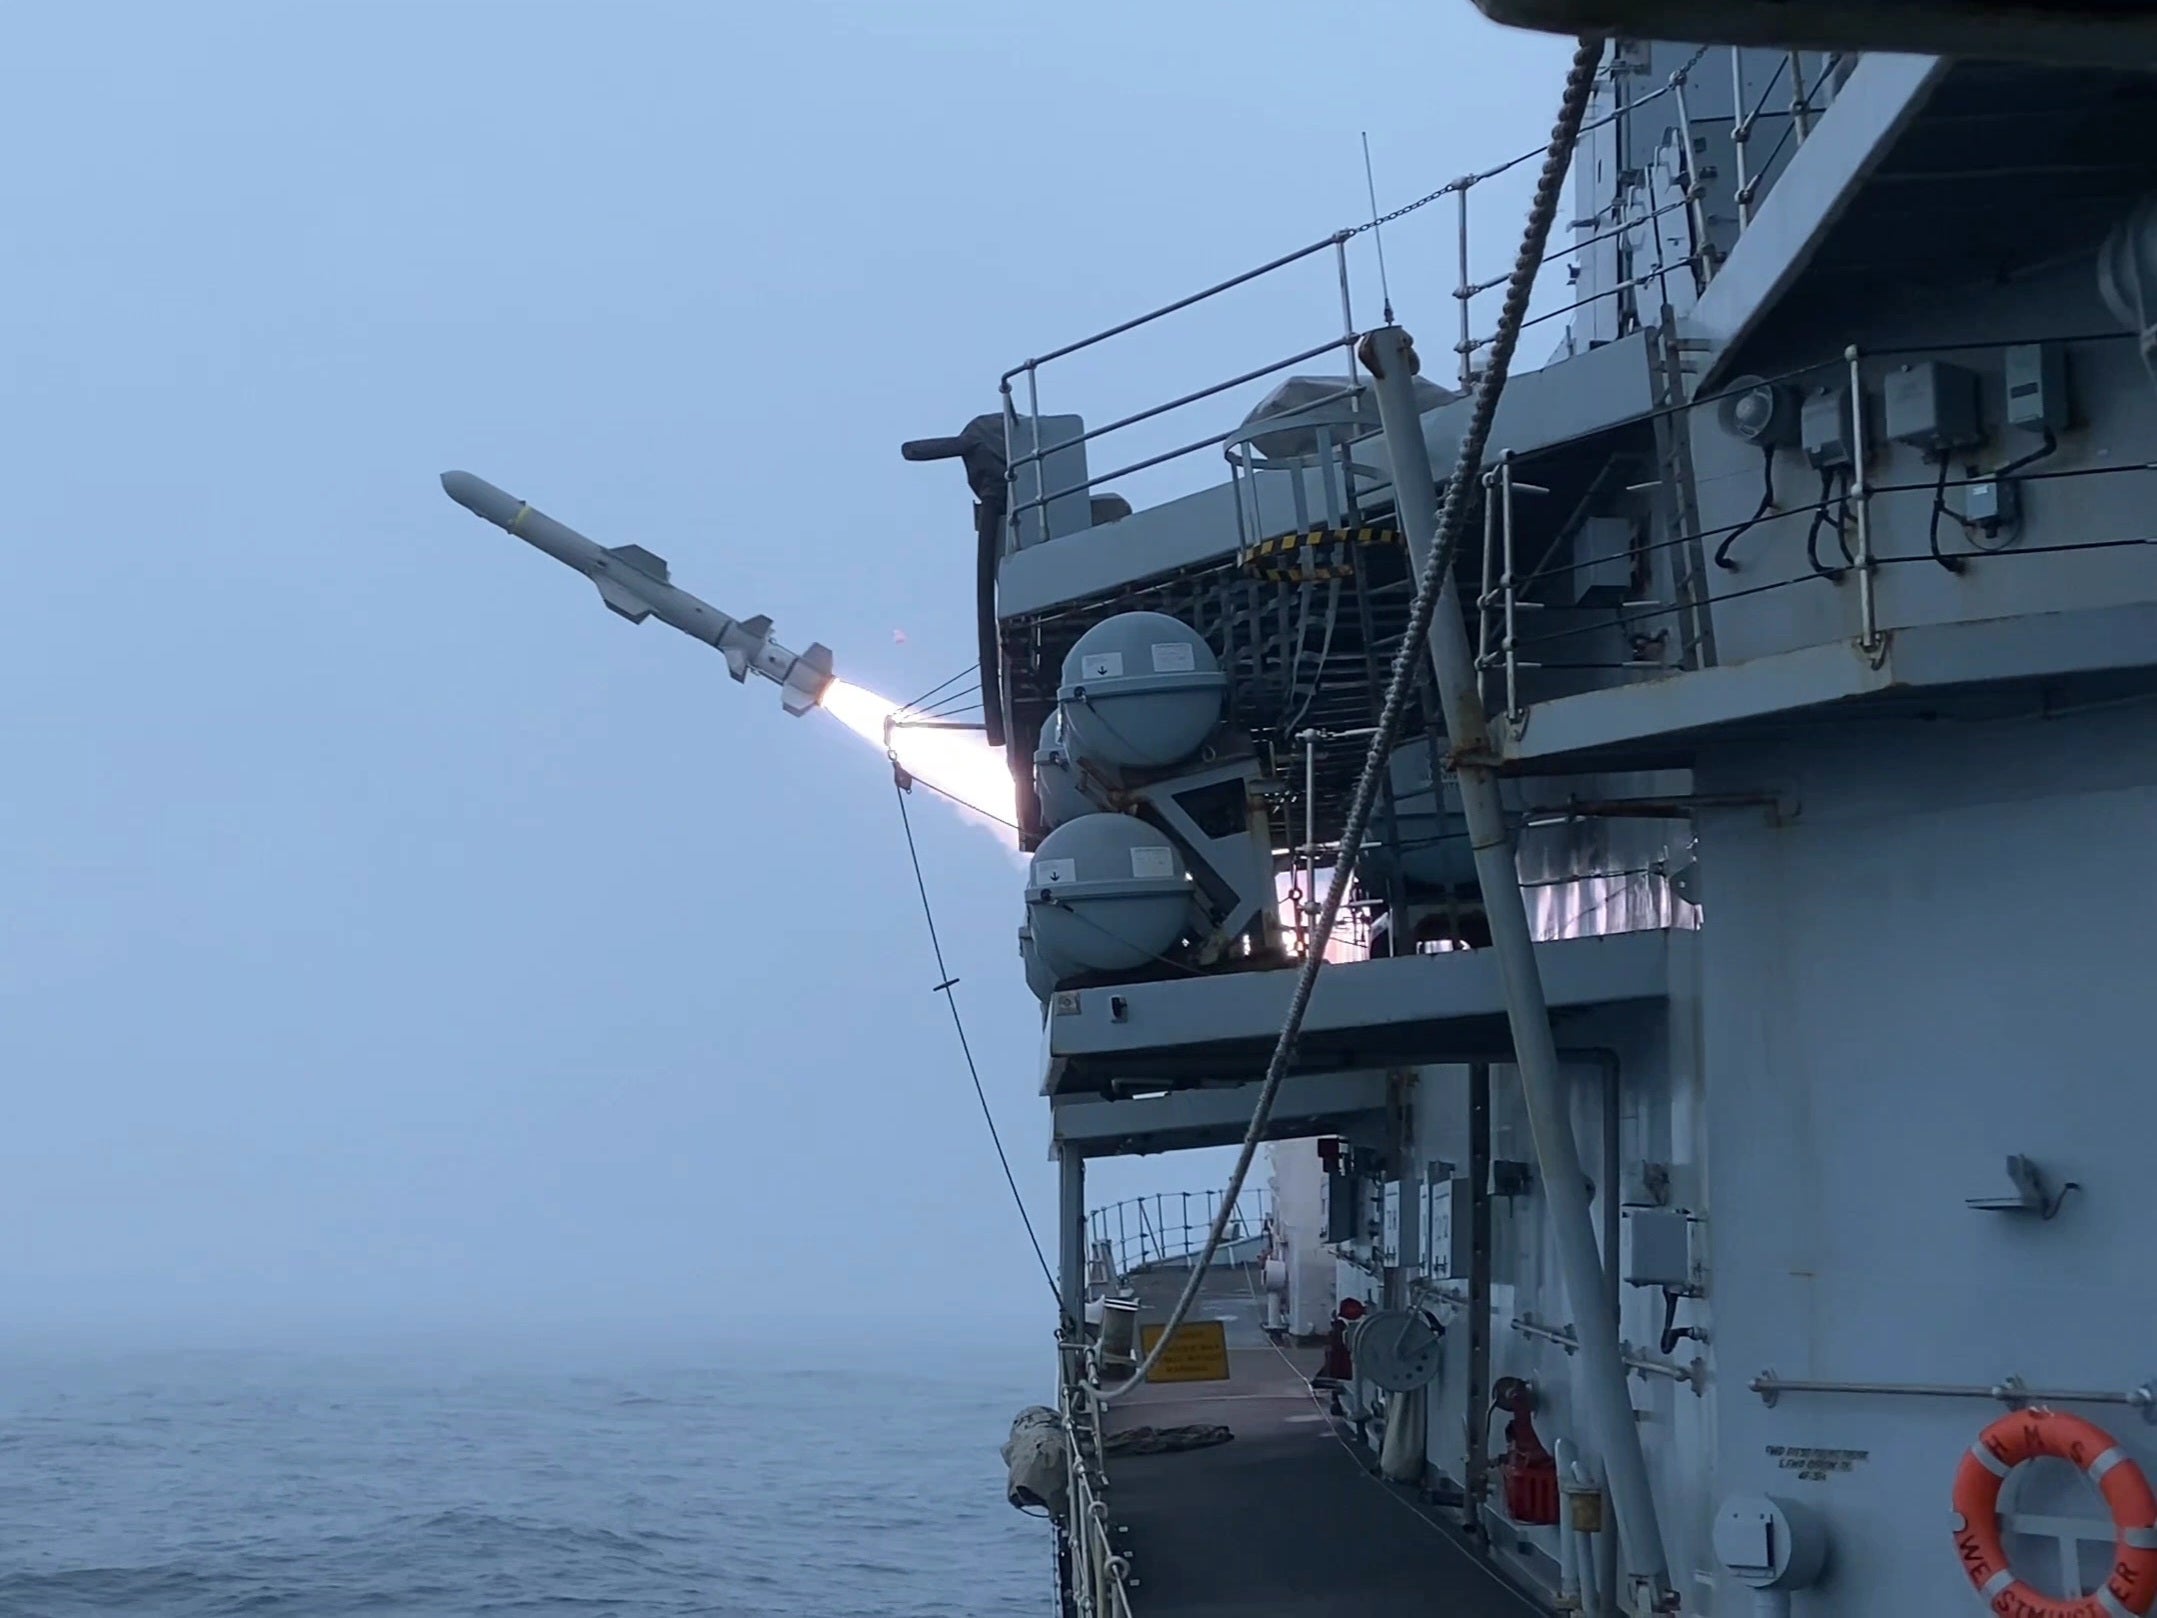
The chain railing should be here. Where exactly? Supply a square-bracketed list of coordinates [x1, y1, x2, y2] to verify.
[1057, 1354, 1133, 1618]
[1087, 1188, 1271, 1281]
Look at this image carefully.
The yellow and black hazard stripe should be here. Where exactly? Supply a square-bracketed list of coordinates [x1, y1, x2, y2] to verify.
[1238, 525, 1402, 583]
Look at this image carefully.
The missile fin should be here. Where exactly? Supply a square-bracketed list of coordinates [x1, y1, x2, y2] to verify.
[594, 576, 654, 623]
[780, 641, 837, 715]
[607, 543, 670, 582]
[739, 614, 773, 639]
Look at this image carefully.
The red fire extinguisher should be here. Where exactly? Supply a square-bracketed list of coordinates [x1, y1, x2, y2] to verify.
[1493, 1376, 1559, 1525]
[1316, 1296, 1365, 1385]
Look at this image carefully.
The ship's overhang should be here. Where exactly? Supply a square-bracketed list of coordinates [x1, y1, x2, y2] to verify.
[1050, 1069, 1396, 1158]
[1694, 54, 2157, 387]
[1496, 600, 2157, 773]
[1039, 929, 1673, 1100]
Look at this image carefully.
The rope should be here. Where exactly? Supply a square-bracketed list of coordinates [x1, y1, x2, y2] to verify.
[891, 777, 1062, 1308]
[1092, 34, 1609, 1401]
[903, 663, 979, 713]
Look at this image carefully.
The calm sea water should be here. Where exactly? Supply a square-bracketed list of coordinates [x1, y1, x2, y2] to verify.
[0, 1338, 1050, 1617]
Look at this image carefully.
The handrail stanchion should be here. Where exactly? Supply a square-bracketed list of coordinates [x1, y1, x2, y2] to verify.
[1848, 345, 1881, 655]
[1731, 47, 1754, 230]
[1336, 235, 1359, 391]
[1456, 185, 1475, 389]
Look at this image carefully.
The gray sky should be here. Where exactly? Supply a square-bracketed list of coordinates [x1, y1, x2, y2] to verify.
[0, 0, 1567, 1341]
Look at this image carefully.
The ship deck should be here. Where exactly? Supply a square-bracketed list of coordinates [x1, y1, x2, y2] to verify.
[1101, 1265, 1539, 1617]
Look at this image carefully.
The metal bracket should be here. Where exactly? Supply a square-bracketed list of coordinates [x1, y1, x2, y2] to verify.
[1967, 1154, 2079, 1218]
[1968, 1153, 2050, 1213]
[1752, 1368, 2156, 1418]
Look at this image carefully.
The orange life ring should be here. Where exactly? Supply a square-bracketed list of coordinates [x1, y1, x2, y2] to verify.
[1951, 1409, 2157, 1618]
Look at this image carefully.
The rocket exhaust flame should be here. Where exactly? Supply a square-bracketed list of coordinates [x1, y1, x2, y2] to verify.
[818, 680, 1019, 842]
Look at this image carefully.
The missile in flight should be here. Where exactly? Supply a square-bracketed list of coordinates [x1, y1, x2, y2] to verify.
[440, 470, 836, 717]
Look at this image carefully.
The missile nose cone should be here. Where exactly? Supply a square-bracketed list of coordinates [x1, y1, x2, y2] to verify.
[440, 469, 488, 508]
[439, 470, 523, 530]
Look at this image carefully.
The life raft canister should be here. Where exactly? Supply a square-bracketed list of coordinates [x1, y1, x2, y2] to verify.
[1951, 1408, 2157, 1618]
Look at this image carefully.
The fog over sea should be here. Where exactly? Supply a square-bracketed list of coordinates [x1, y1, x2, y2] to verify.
[0, 1332, 1048, 1617]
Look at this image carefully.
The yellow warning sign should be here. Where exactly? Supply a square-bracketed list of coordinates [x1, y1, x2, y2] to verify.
[1136, 1317, 1232, 1383]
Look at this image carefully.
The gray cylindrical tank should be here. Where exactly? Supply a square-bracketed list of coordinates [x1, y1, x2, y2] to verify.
[1365, 739, 1477, 895]
[1031, 709, 1097, 831]
[1057, 611, 1226, 773]
[1024, 812, 1190, 981]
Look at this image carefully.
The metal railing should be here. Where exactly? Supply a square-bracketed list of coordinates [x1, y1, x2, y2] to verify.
[1476, 330, 2157, 707]
[1454, 45, 1849, 388]
[989, 41, 1856, 574]
[1514, 1311, 1709, 1394]
[1474, 449, 1676, 722]
[997, 235, 1365, 555]
[1751, 1370, 2157, 1416]
[1059, 1346, 1135, 1618]
[1087, 1188, 1271, 1281]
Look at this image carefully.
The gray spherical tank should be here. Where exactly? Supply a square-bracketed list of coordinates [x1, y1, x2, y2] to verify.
[1057, 611, 1226, 773]
[1023, 812, 1191, 983]
[1031, 709, 1097, 831]
[1018, 921, 1062, 1002]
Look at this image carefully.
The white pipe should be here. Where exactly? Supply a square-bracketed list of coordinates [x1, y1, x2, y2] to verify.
[1365, 324, 1673, 1603]
[1594, 1484, 1617, 1618]
[1569, 1453, 1611, 1618]
[1556, 1438, 1584, 1612]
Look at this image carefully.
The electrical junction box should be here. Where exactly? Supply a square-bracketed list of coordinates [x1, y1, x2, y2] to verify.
[1567, 516, 1638, 607]
[1425, 1175, 1473, 1280]
[1965, 475, 2019, 532]
[1381, 1181, 1402, 1266]
[1801, 386, 1854, 469]
[1623, 1205, 1695, 1290]
[2005, 342, 2069, 432]
[1884, 360, 1983, 453]
[1323, 1171, 1362, 1245]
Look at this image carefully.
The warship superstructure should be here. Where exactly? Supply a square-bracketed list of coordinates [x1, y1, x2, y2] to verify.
[953, 24, 2157, 1618]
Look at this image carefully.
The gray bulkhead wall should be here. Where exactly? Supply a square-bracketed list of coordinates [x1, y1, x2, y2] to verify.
[1687, 229, 2157, 669]
[1692, 699, 2157, 1612]
[1414, 1064, 1480, 1516]
[1410, 985, 1717, 1600]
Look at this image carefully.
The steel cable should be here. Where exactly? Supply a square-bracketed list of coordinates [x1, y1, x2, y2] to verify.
[891, 778, 1063, 1308]
[1092, 35, 1609, 1400]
